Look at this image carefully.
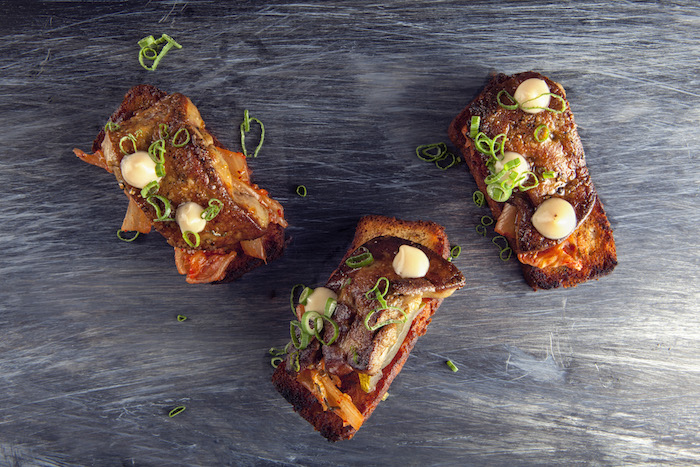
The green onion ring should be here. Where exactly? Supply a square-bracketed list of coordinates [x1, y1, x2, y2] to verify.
[499, 247, 513, 261]
[116, 229, 139, 242]
[365, 277, 390, 301]
[119, 134, 138, 155]
[140, 180, 159, 198]
[473, 190, 485, 207]
[289, 284, 305, 316]
[298, 287, 313, 305]
[415, 142, 448, 162]
[345, 247, 374, 268]
[155, 163, 166, 178]
[436, 152, 461, 170]
[292, 352, 300, 372]
[449, 245, 461, 261]
[168, 406, 186, 418]
[271, 356, 284, 368]
[481, 215, 494, 227]
[147, 195, 172, 221]
[496, 90, 519, 110]
[182, 231, 200, 248]
[201, 198, 223, 221]
[290, 320, 310, 350]
[296, 185, 307, 197]
[171, 128, 190, 147]
[486, 183, 511, 203]
[475, 224, 487, 236]
[324, 297, 337, 317]
[239, 110, 265, 158]
[446, 360, 459, 372]
[301, 310, 324, 335]
[517, 171, 540, 191]
[104, 121, 120, 132]
[148, 139, 166, 164]
[177, 314, 187, 322]
[159, 123, 170, 139]
[469, 115, 480, 139]
[315, 314, 339, 346]
[492, 235, 509, 251]
[542, 170, 557, 179]
[520, 93, 566, 114]
[364, 306, 408, 332]
[534, 124, 550, 142]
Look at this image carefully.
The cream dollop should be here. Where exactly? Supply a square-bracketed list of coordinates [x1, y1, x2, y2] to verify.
[392, 244, 430, 279]
[305, 287, 338, 314]
[176, 202, 207, 234]
[120, 151, 161, 189]
[513, 78, 550, 114]
[531, 197, 577, 239]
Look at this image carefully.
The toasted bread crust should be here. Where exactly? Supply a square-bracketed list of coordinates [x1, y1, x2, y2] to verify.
[449, 72, 616, 289]
[271, 215, 454, 441]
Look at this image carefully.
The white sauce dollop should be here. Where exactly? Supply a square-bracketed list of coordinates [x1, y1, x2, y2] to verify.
[531, 197, 577, 239]
[305, 287, 337, 314]
[513, 78, 551, 114]
[392, 245, 430, 279]
[176, 202, 206, 234]
[120, 151, 161, 189]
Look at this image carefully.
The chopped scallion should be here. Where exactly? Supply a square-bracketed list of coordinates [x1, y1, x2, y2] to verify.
[239, 109, 265, 158]
[446, 360, 459, 372]
[168, 406, 186, 418]
[182, 230, 200, 248]
[534, 124, 550, 142]
[469, 115, 480, 139]
[296, 185, 307, 197]
[345, 247, 374, 268]
[171, 128, 190, 147]
[117, 229, 140, 242]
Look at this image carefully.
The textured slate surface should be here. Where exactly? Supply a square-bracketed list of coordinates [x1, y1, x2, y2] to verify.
[1, 1, 699, 465]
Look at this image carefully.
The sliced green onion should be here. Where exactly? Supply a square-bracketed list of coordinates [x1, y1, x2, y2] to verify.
[436, 152, 461, 170]
[159, 123, 170, 139]
[481, 215, 494, 227]
[138, 34, 182, 71]
[271, 356, 284, 368]
[324, 297, 337, 317]
[119, 134, 138, 155]
[171, 128, 190, 147]
[475, 225, 487, 236]
[168, 406, 186, 418]
[364, 306, 408, 332]
[499, 247, 513, 261]
[298, 287, 313, 305]
[182, 231, 200, 248]
[140, 180, 159, 198]
[365, 277, 390, 301]
[289, 284, 305, 316]
[201, 198, 223, 221]
[292, 352, 300, 372]
[496, 90, 519, 110]
[104, 121, 120, 132]
[296, 185, 307, 197]
[469, 115, 480, 139]
[148, 139, 166, 164]
[416, 142, 447, 162]
[517, 171, 540, 191]
[301, 310, 324, 336]
[542, 170, 557, 179]
[520, 93, 566, 114]
[177, 314, 187, 322]
[147, 195, 172, 221]
[473, 190, 485, 207]
[534, 124, 550, 142]
[290, 320, 310, 350]
[155, 163, 166, 178]
[315, 315, 339, 346]
[446, 360, 459, 372]
[449, 245, 461, 261]
[486, 183, 512, 203]
[269, 346, 286, 356]
[492, 235, 509, 251]
[345, 247, 374, 268]
[117, 229, 139, 242]
[239, 109, 265, 158]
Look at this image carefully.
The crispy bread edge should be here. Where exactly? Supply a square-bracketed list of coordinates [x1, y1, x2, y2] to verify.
[271, 215, 451, 441]
[448, 72, 616, 290]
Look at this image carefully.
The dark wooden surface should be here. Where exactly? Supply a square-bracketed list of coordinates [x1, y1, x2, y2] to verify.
[1, 1, 699, 465]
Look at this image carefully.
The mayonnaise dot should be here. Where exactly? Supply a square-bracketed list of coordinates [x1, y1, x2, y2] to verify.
[392, 244, 430, 279]
[120, 151, 161, 189]
[176, 202, 207, 234]
[531, 197, 577, 239]
[493, 151, 530, 182]
[305, 287, 337, 313]
[513, 78, 550, 114]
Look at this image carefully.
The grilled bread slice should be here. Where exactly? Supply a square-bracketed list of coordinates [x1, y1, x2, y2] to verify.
[272, 215, 465, 441]
[74, 85, 286, 283]
[448, 72, 616, 289]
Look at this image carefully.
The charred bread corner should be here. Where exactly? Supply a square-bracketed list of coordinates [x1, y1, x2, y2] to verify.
[448, 71, 616, 289]
[74, 85, 287, 284]
[272, 215, 465, 441]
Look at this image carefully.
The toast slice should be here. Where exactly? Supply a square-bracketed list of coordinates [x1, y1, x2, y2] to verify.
[272, 215, 465, 441]
[74, 85, 287, 283]
[448, 72, 616, 289]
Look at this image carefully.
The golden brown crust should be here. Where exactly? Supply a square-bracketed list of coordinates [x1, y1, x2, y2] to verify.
[449, 72, 616, 290]
[271, 215, 454, 441]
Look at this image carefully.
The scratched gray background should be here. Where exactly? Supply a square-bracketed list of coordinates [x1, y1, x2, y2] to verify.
[1, 1, 699, 465]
